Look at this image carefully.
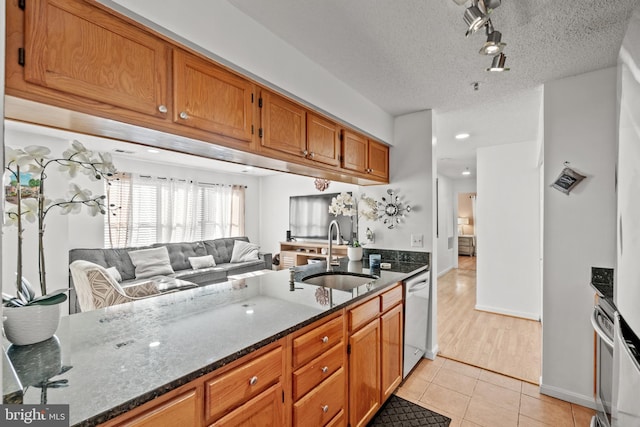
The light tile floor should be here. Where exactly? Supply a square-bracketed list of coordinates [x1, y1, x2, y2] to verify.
[395, 357, 595, 427]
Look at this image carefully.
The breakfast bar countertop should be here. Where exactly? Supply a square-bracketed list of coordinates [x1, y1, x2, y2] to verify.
[3, 258, 428, 427]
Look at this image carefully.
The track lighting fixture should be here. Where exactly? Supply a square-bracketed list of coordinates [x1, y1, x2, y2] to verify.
[486, 52, 510, 72]
[463, 0, 489, 37]
[479, 20, 506, 55]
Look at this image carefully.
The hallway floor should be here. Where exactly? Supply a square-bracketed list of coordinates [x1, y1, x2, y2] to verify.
[396, 357, 595, 426]
[438, 258, 541, 384]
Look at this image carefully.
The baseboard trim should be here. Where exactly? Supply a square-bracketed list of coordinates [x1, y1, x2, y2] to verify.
[437, 267, 452, 278]
[475, 304, 540, 321]
[539, 383, 597, 410]
[424, 345, 439, 360]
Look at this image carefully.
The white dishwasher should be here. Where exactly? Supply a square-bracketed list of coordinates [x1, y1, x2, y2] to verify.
[403, 270, 430, 378]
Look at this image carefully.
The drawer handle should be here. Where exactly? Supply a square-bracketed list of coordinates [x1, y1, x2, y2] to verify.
[321, 405, 329, 413]
[321, 336, 329, 343]
[179, 111, 189, 120]
[321, 366, 329, 374]
[249, 376, 258, 386]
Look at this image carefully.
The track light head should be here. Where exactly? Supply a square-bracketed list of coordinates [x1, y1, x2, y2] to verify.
[486, 52, 510, 72]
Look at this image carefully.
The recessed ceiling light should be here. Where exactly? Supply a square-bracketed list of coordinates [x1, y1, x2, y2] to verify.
[147, 149, 160, 154]
[462, 168, 471, 176]
[455, 133, 470, 140]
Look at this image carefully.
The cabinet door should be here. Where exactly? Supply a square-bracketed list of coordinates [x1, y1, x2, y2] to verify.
[173, 50, 255, 143]
[116, 389, 201, 427]
[341, 130, 368, 174]
[367, 140, 389, 180]
[210, 383, 283, 427]
[25, 0, 169, 118]
[349, 319, 381, 427]
[381, 304, 403, 401]
[307, 113, 340, 167]
[261, 91, 306, 157]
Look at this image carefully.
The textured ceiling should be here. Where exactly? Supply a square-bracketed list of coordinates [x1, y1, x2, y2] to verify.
[229, 0, 640, 115]
[228, 0, 639, 179]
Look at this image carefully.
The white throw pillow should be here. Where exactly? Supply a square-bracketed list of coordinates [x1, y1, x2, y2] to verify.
[230, 240, 260, 263]
[188, 255, 216, 270]
[128, 247, 175, 279]
[105, 266, 123, 283]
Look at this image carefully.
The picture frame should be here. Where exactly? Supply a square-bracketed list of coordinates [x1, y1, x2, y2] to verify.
[551, 166, 586, 195]
[5, 170, 40, 204]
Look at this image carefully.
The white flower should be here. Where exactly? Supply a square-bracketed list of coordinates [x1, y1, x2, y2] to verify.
[328, 192, 356, 217]
[68, 183, 92, 201]
[21, 198, 39, 223]
[23, 145, 51, 159]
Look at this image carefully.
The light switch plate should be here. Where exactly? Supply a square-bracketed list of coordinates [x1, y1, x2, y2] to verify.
[411, 234, 423, 247]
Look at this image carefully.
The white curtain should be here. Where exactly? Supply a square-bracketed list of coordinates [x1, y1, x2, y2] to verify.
[105, 175, 244, 248]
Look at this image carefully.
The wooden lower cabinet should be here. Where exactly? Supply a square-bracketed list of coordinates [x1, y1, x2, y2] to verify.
[293, 368, 345, 427]
[381, 304, 404, 401]
[210, 383, 284, 427]
[348, 319, 381, 427]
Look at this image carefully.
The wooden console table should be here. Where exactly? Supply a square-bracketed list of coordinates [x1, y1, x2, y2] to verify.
[279, 241, 348, 269]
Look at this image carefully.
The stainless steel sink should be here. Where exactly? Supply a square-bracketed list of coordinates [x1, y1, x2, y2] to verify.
[301, 272, 378, 291]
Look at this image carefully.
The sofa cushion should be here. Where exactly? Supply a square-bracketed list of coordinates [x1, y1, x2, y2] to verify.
[217, 260, 265, 276]
[230, 240, 260, 263]
[105, 266, 123, 283]
[154, 241, 207, 272]
[128, 247, 175, 279]
[203, 237, 249, 264]
[69, 246, 153, 281]
[189, 255, 216, 270]
[171, 267, 227, 285]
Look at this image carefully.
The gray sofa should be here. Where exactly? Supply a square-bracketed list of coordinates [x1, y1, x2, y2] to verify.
[68, 237, 272, 313]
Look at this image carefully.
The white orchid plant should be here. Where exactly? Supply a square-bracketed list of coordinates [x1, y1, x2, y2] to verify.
[328, 192, 361, 247]
[3, 141, 116, 307]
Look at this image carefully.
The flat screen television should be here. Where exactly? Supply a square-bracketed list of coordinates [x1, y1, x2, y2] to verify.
[289, 192, 353, 241]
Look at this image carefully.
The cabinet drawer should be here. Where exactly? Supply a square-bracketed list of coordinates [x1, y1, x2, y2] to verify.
[115, 389, 200, 427]
[293, 343, 344, 401]
[325, 409, 345, 427]
[380, 285, 403, 313]
[349, 297, 380, 331]
[293, 316, 344, 368]
[206, 347, 282, 421]
[293, 368, 345, 427]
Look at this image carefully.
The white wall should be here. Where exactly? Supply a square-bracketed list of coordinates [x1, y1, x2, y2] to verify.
[99, 0, 394, 143]
[436, 174, 454, 276]
[542, 67, 617, 407]
[476, 141, 542, 320]
[2, 131, 261, 315]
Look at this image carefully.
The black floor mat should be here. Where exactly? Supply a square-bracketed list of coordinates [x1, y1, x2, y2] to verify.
[368, 395, 452, 427]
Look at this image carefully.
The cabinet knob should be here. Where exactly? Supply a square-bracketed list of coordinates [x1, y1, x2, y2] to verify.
[309, 152, 315, 158]
[321, 336, 329, 343]
[302, 150, 309, 156]
[179, 111, 189, 120]
[321, 366, 329, 374]
[158, 105, 168, 114]
[321, 405, 329, 413]
[249, 376, 258, 386]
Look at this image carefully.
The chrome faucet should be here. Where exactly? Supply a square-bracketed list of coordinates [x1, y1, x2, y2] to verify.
[327, 220, 341, 271]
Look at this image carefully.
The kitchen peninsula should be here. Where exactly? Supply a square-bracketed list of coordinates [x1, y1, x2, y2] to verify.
[3, 258, 428, 426]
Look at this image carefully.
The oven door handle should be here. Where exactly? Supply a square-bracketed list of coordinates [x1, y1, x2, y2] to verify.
[591, 306, 614, 349]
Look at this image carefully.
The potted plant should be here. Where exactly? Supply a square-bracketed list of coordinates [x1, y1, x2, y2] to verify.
[3, 141, 116, 345]
[347, 238, 363, 261]
[328, 192, 357, 245]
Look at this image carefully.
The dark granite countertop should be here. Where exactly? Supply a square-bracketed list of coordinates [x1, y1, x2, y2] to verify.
[3, 257, 427, 426]
[590, 266, 614, 303]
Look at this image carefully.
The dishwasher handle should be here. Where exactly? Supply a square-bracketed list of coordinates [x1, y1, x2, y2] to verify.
[408, 281, 429, 293]
[591, 306, 614, 349]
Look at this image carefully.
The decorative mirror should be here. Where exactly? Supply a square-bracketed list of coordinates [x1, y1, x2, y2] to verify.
[360, 189, 411, 229]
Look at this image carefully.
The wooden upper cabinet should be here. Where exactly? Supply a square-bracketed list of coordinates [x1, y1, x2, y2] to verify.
[368, 139, 390, 180]
[260, 91, 307, 156]
[173, 50, 255, 144]
[24, 0, 170, 118]
[306, 113, 340, 167]
[341, 129, 389, 182]
[341, 129, 368, 174]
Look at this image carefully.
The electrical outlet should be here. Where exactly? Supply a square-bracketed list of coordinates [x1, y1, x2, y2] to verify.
[411, 234, 423, 247]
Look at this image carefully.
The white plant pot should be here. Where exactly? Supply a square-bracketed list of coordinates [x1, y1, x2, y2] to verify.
[3, 303, 61, 346]
[347, 246, 363, 261]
